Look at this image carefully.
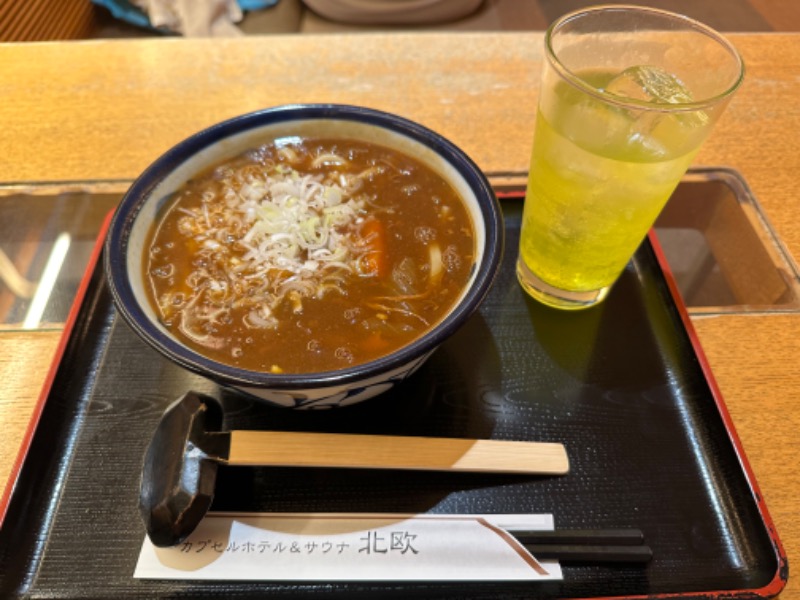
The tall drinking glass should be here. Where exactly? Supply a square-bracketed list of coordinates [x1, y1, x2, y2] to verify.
[517, 5, 744, 310]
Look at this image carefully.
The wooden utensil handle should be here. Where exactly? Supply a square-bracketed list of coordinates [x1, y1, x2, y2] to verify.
[227, 431, 569, 475]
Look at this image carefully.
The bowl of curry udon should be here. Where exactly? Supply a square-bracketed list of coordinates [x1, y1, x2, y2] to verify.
[105, 104, 503, 408]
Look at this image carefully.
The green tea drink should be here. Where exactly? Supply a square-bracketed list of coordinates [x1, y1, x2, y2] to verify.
[516, 6, 744, 310]
[518, 68, 710, 307]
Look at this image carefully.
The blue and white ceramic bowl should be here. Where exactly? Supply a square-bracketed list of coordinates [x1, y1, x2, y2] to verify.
[104, 104, 503, 409]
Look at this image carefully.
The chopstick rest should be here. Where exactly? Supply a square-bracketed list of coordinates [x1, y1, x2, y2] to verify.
[511, 529, 653, 564]
[140, 392, 570, 547]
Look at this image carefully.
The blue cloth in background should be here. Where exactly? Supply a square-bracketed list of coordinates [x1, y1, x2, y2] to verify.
[92, 0, 278, 31]
[239, 0, 277, 9]
[93, 0, 151, 29]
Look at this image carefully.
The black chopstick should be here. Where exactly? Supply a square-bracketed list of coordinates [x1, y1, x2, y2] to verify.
[523, 543, 653, 563]
[510, 528, 644, 546]
[508, 529, 652, 564]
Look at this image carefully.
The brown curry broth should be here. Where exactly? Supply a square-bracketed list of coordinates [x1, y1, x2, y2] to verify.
[145, 139, 476, 373]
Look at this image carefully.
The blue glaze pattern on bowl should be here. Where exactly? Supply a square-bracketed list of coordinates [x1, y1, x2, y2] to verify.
[104, 104, 504, 408]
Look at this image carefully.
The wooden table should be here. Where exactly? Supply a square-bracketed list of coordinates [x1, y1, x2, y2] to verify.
[0, 33, 797, 596]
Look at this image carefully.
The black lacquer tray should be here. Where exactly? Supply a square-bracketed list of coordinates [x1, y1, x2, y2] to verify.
[0, 193, 787, 599]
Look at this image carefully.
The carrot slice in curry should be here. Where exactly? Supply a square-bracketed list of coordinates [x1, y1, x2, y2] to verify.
[360, 218, 388, 278]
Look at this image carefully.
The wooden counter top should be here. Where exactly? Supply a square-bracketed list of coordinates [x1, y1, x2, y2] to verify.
[0, 33, 797, 597]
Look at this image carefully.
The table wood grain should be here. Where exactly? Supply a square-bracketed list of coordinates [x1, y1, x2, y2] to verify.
[0, 33, 797, 597]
